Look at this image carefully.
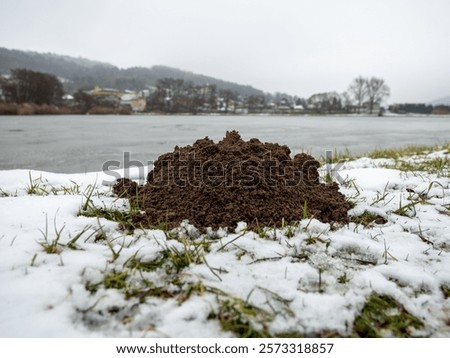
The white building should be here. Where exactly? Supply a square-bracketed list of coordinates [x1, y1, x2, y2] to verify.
[120, 92, 146, 112]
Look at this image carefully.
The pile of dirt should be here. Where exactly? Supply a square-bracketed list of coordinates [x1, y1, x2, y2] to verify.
[114, 131, 351, 231]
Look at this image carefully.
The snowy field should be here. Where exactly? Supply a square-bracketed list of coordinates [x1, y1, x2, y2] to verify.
[0, 148, 449, 337]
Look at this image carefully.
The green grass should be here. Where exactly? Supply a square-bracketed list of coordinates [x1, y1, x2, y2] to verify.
[209, 286, 303, 337]
[393, 198, 421, 218]
[362, 144, 449, 176]
[38, 215, 65, 254]
[126, 285, 178, 302]
[26, 173, 84, 196]
[441, 285, 450, 299]
[82, 261, 284, 338]
[124, 237, 212, 276]
[27, 172, 52, 196]
[60, 181, 82, 195]
[337, 273, 349, 284]
[78, 183, 144, 233]
[38, 221, 98, 256]
[81, 184, 97, 211]
[255, 225, 270, 239]
[103, 270, 129, 290]
[317, 143, 449, 170]
[125, 255, 167, 273]
[78, 192, 144, 233]
[163, 239, 207, 274]
[366, 145, 442, 160]
[389, 157, 450, 176]
[353, 294, 423, 337]
[211, 296, 272, 338]
[0, 187, 12, 197]
[81, 207, 136, 230]
[318, 144, 448, 165]
[318, 147, 357, 164]
[350, 210, 387, 227]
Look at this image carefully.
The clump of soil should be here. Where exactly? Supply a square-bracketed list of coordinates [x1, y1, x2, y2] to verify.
[115, 131, 351, 231]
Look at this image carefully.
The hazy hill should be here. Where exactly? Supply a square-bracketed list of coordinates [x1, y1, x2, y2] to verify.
[430, 96, 450, 106]
[0, 47, 264, 96]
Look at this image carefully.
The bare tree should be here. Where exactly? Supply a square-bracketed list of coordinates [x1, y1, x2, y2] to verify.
[219, 89, 236, 113]
[341, 91, 353, 113]
[366, 77, 390, 114]
[347, 76, 367, 113]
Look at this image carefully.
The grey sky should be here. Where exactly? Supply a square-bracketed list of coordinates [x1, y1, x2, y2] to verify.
[1, 0, 449, 103]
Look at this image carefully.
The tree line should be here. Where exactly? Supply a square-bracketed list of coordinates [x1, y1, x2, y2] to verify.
[148, 76, 391, 114]
[1, 68, 449, 115]
[148, 77, 269, 114]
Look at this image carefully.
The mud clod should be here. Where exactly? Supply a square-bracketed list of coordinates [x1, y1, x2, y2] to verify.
[113, 178, 138, 198]
[115, 131, 351, 231]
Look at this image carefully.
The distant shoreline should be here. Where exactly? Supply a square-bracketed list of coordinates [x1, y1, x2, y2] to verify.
[1, 111, 449, 118]
[0, 102, 449, 118]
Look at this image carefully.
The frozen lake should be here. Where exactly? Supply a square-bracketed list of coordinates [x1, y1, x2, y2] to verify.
[1, 114, 449, 173]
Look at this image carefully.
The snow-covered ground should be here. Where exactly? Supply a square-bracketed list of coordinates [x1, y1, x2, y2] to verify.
[0, 150, 449, 337]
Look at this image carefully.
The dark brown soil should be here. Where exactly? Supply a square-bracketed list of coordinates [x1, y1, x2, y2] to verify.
[114, 131, 351, 231]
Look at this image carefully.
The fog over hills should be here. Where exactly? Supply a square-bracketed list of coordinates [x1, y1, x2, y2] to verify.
[0, 47, 265, 96]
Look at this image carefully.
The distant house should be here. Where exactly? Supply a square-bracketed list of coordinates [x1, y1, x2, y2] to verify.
[292, 104, 304, 113]
[120, 92, 146, 112]
[120, 91, 147, 112]
[62, 94, 74, 101]
[90, 86, 121, 97]
[89, 86, 121, 103]
[131, 98, 146, 112]
[120, 93, 136, 105]
[275, 98, 292, 113]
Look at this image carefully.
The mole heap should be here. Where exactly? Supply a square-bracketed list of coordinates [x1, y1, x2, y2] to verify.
[114, 131, 351, 231]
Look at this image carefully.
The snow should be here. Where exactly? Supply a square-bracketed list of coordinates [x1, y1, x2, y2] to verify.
[1, 151, 450, 337]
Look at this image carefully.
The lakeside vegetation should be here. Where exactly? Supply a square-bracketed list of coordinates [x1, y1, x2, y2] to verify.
[0, 101, 132, 115]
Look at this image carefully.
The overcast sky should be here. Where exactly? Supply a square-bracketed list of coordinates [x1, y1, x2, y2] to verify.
[1, 0, 450, 102]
